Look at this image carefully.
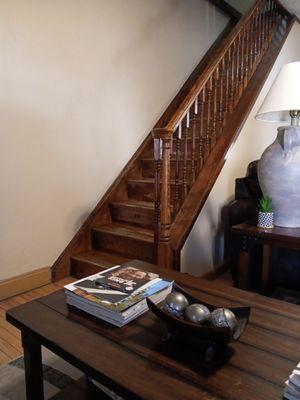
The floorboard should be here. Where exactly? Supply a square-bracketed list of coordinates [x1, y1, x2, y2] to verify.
[0, 278, 74, 365]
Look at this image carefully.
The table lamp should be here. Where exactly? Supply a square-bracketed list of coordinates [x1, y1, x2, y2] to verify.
[255, 61, 300, 227]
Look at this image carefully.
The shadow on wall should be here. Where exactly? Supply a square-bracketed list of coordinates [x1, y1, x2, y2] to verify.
[182, 197, 233, 276]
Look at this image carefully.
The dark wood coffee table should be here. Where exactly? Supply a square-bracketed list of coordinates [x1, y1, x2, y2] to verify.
[6, 260, 299, 400]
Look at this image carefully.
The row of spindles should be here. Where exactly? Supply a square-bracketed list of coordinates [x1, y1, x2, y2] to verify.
[154, 0, 288, 235]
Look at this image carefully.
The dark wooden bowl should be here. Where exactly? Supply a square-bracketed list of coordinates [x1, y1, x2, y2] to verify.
[147, 283, 250, 345]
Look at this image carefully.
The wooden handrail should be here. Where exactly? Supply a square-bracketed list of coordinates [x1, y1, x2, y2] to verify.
[152, 0, 294, 269]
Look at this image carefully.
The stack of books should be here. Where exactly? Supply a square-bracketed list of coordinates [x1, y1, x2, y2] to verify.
[284, 364, 300, 400]
[64, 264, 173, 327]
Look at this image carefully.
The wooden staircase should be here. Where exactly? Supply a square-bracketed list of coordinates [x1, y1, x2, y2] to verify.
[52, 0, 295, 281]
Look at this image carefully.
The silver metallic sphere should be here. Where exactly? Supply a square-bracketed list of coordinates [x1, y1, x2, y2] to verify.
[211, 308, 238, 335]
[163, 292, 189, 317]
[184, 304, 211, 325]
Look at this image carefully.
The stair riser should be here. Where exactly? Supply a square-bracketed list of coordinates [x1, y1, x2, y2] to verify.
[92, 230, 154, 262]
[71, 258, 106, 277]
[141, 160, 194, 179]
[127, 182, 185, 202]
[110, 203, 154, 227]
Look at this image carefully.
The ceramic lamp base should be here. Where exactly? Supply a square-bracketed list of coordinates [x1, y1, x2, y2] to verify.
[258, 126, 300, 228]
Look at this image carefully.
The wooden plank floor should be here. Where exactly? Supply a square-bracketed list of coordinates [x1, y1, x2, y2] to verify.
[0, 277, 75, 365]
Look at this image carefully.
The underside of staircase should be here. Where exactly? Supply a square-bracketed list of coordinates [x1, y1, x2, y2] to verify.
[52, 0, 295, 281]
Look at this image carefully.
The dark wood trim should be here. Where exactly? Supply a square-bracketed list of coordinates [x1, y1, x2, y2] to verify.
[51, 18, 237, 281]
[209, 0, 242, 21]
[170, 16, 296, 253]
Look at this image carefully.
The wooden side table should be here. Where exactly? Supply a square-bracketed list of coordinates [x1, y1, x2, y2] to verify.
[231, 221, 300, 293]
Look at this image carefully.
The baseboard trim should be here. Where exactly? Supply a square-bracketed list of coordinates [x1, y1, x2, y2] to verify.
[0, 267, 51, 301]
[201, 260, 230, 281]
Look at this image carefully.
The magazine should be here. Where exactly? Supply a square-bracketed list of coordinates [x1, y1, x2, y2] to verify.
[91, 264, 159, 294]
[64, 265, 169, 313]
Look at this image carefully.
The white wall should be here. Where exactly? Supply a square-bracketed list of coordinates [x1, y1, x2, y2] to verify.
[182, 22, 300, 276]
[0, 0, 228, 280]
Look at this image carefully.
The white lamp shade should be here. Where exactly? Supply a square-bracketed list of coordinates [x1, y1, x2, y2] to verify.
[255, 61, 300, 122]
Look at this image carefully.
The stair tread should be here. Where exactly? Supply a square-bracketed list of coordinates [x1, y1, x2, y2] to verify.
[72, 250, 129, 267]
[93, 223, 154, 243]
[141, 158, 192, 162]
[127, 178, 183, 184]
[110, 200, 154, 209]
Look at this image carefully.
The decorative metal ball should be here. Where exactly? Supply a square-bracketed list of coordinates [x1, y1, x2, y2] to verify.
[163, 292, 189, 318]
[184, 304, 211, 325]
[211, 308, 238, 335]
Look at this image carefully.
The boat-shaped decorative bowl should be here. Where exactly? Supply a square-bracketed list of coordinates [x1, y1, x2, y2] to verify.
[147, 283, 250, 361]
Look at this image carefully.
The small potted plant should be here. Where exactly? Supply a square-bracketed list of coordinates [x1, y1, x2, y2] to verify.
[258, 196, 274, 228]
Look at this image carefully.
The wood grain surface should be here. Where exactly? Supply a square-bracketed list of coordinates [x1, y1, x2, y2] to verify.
[7, 260, 298, 400]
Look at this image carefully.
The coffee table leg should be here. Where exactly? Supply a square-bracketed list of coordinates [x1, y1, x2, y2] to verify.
[22, 332, 44, 400]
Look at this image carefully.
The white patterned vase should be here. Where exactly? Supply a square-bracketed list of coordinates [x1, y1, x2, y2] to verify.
[257, 211, 274, 229]
[258, 126, 300, 227]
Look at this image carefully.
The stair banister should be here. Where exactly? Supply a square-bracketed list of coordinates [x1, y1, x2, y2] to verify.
[152, 0, 293, 268]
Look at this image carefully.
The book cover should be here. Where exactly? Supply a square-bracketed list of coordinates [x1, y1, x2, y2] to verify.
[93, 265, 159, 294]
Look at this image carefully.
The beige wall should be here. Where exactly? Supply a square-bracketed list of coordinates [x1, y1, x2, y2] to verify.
[0, 0, 228, 280]
[182, 22, 300, 276]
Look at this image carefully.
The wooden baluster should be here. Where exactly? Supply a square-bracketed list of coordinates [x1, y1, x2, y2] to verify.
[259, 1, 264, 53]
[225, 50, 231, 119]
[253, 7, 259, 69]
[237, 28, 244, 94]
[229, 44, 236, 111]
[198, 91, 205, 172]
[218, 60, 225, 131]
[234, 34, 240, 104]
[248, 15, 255, 76]
[272, 0, 277, 28]
[190, 101, 197, 184]
[262, 1, 267, 52]
[243, 22, 250, 88]
[270, 0, 274, 27]
[257, 3, 263, 59]
[222, 53, 229, 127]
[152, 128, 173, 269]
[205, 79, 212, 158]
[272, 1, 279, 33]
[212, 68, 218, 145]
[182, 113, 189, 199]
[267, 0, 272, 42]
[174, 125, 181, 214]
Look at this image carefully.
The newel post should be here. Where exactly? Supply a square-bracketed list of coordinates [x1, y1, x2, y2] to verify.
[152, 128, 174, 269]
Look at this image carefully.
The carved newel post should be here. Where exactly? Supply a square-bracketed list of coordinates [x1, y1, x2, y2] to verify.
[152, 128, 173, 269]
